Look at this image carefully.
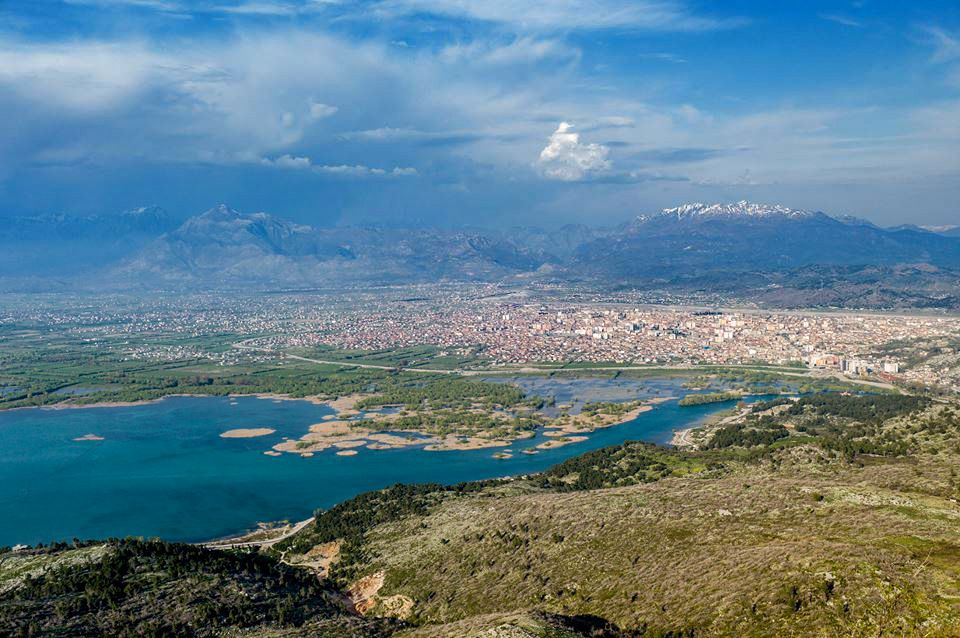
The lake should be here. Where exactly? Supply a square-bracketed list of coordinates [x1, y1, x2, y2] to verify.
[0, 377, 749, 546]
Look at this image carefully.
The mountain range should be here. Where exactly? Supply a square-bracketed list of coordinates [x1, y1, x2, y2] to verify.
[3, 201, 960, 308]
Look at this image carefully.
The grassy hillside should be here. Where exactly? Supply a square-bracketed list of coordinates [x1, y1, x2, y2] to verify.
[368, 452, 960, 637]
[279, 397, 960, 637]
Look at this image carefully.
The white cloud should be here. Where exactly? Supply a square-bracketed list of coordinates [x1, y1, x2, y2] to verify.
[215, 1, 300, 15]
[308, 101, 338, 120]
[64, 0, 183, 9]
[636, 52, 686, 64]
[261, 154, 312, 168]
[373, 0, 741, 32]
[340, 127, 423, 141]
[313, 164, 417, 177]
[925, 26, 960, 63]
[63, 0, 339, 15]
[439, 37, 579, 66]
[537, 122, 612, 181]
[919, 26, 960, 91]
[258, 154, 418, 177]
[819, 14, 862, 28]
[73, 0, 742, 31]
[1, 18, 955, 205]
[0, 40, 164, 111]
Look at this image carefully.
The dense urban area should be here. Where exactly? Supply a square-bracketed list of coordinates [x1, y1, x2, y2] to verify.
[3, 285, 959, 395]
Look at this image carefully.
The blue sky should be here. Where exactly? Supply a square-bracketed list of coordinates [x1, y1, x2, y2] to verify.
[2, 0, 959, 227]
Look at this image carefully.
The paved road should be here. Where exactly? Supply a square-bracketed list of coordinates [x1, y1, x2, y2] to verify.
[233, 340, 898, 391]
[285, 352, 460, 374]
[202, 517, 314, 550]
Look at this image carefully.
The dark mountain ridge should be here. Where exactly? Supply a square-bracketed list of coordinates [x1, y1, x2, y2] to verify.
[3, 201, 960, 308]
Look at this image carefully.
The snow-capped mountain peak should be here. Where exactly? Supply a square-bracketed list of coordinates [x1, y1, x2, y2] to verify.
[656, 201, 816, 220]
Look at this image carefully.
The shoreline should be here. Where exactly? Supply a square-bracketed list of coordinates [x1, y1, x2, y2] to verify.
[1, 391, 338, 414]
[4, 390, 744, 548]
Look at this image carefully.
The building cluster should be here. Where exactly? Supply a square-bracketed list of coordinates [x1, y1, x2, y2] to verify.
[5, 288, 960, 393]
[284, 302, 960, 386]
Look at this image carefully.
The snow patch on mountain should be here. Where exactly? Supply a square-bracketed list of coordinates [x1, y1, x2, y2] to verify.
[655, 201, 817, 220]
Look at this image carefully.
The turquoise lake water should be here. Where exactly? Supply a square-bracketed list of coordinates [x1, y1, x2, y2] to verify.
[0, 378, 753, 546]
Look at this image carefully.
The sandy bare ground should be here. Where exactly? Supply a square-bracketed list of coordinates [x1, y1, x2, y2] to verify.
[220, 428, 276, 438]
[550, 404, 653, 435]
[285, 540, 341, 578]
[347, 571, 415, 619]
[425, 435, 512, 451]
[72, 433, 105, 441]
[537, 435, 589, 450]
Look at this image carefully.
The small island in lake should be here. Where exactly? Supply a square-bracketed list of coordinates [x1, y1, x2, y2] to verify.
[220, 428, 276, 438]
[73, 433, 105, 441]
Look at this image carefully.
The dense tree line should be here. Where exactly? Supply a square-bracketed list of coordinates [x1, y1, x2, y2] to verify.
[678, 391, 743, 407]
[579, 401, 643, 417]
[0, 367, 405, 410]
[354, 378, 530, 411]
[537, 441, 724, 491]
[705, 421, 790, 449]
[727, 393, 936, 457]
[779, 393, 929, 423]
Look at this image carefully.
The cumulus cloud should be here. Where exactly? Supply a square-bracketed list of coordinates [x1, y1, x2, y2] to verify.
[537, 122, 612, 181]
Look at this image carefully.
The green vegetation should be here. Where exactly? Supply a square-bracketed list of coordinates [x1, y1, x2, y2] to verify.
[678, 391, 744, 406]
[706, 393, 937, 458]
[354, 378, 531, 411]
[705, 421, 790, 448]
[0, 326, 400, 411]
[578, 401, 643, 417]
[0, 539, 395, 637]
[536, 442, 723, 491]
[354, 410, 544, 439]
[298, 345, 489, 371]
[272, 480, 510, 585]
